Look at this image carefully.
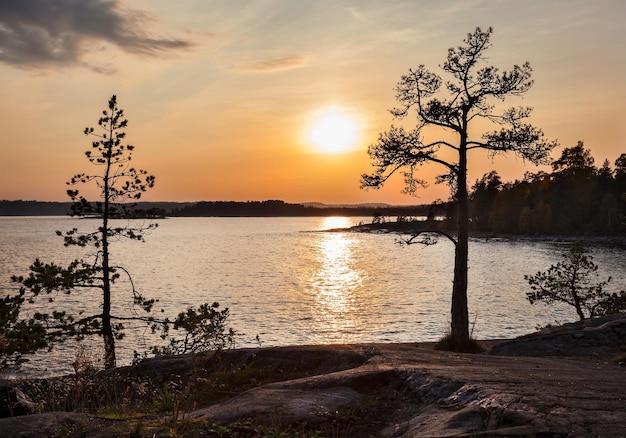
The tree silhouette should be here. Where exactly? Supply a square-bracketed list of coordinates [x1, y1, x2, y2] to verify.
[526, 244, 626, 320]
[552, 141, 595, 175]
[12, 96, 156, 368]
[361, 27, 557, 351]
[12, 96, 230, 369]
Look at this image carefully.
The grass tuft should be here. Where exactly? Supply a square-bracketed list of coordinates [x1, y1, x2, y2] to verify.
[434, 333, 486, 353]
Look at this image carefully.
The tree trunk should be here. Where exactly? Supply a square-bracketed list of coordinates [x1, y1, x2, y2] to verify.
[450, 113, 470, 350]
[102, 231, 115, 369]
[102, 225, 115, 369]
[571, 283, 586, 321]
[102, 135, 116, 369]
[451, 200, 470, 349]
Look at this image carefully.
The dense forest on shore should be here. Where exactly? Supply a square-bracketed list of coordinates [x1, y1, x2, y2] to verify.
[464, 142, 626, 235]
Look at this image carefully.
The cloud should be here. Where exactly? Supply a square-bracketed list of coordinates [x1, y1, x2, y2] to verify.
[236, 55, 308, 73]
[0, 0, 192, 71]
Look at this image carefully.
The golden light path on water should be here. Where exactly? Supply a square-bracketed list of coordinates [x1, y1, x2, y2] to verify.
[4, 216, 626, 377]
[310, 217, 363, 341]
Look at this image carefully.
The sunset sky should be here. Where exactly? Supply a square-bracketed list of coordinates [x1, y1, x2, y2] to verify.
[1, 0, 625, 205]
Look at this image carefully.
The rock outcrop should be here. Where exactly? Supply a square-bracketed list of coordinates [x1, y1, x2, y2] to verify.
[1, 314, 625, 437]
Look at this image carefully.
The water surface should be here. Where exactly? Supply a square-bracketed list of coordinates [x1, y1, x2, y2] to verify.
[2, 216, 625, 376]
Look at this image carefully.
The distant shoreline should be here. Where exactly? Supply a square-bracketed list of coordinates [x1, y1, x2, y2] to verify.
[0, 199, 429, 218]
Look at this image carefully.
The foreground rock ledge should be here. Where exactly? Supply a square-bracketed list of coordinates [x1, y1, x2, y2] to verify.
[1, 314, 625, 437]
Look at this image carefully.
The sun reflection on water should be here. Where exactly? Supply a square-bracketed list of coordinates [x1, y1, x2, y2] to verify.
[310, 217, 363, 342]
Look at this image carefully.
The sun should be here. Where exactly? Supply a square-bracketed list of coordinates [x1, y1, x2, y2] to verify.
[306, 108, 361, 154]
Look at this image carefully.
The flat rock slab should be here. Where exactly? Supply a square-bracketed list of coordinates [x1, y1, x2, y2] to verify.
[191, 339, 626, 436]
[1, 315, 625, 437]
[193, 365, 396, 424]
[371, 343, 626, 436]
[193, 386, 364, 424]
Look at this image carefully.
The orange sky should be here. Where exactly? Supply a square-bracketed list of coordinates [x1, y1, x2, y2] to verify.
[1, 1, 625, 205]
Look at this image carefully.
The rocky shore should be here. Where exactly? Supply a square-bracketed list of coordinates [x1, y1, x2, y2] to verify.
[1, 313, 625, 437]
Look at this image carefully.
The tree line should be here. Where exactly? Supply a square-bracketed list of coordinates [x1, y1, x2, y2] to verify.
[0, 199, 430, 219]
[467, 141, 626, 235]
[171, 200, 430, 217]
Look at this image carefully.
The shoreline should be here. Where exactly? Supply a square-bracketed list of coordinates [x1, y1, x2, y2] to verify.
[1, 312, 625, 437]
[332, 221, 626, 247]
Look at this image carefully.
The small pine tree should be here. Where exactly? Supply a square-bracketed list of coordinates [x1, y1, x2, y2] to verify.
[525, 243, 626, 320]
[12, 95, 231, 369]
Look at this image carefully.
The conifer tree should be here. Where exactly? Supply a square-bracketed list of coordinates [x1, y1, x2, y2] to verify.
[526, 244, 626, 320]
[12, 95, 230, 369]
[362, 27, 556, 350]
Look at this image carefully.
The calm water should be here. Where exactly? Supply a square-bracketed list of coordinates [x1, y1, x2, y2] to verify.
[2, 216, 626, 376]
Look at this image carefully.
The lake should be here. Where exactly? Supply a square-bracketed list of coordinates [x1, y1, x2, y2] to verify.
[2, 216, 626, 376]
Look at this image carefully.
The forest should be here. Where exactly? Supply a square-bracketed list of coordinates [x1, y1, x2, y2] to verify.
[169, 200, 429, 218]
[0, 199, 430, 219]
[465, 142, 626, 235]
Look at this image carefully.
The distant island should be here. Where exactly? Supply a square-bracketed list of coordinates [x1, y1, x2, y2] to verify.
[0, 199, 431, 218]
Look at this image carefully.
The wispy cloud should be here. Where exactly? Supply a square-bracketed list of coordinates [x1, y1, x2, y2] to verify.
[0, 0, 193, 71]
[236, 55, 308, 73]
